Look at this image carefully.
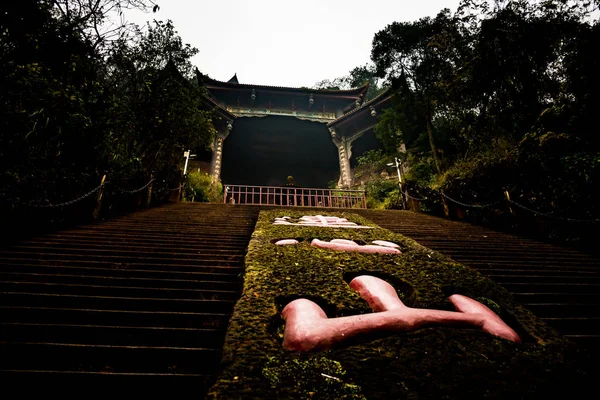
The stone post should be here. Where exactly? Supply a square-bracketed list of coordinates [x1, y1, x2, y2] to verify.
[329, 128, 353, 187]
[211, 120, 233, 184]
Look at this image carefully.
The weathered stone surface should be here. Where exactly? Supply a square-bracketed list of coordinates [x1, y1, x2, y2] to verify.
[208, 210, 582, 400]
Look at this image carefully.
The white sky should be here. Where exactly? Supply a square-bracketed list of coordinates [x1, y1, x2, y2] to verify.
[124, 0, 462, 88]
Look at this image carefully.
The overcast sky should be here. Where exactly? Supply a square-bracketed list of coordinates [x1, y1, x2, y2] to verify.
[124, 0, 462, 88]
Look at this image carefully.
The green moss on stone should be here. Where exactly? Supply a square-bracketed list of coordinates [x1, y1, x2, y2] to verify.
[207, 210, 586, 399]
[262, 356, 366, 399]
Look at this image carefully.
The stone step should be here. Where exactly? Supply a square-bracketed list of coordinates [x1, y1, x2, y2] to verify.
[0, 263, 240, 281]
[0, 306, 230, 329]
[0, 203, 260, 396]
[0, 342, 221, 374]
[0, 322, 226, 348]
[355, 209, 600, 351]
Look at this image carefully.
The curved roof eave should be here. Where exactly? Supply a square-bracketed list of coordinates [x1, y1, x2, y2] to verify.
[203, 76, 370, 98]
[201, 94, 237, 120]
[327, 87, 394, 128]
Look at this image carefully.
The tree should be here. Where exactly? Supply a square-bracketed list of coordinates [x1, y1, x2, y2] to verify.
[0, 2, 216, 222]
[314, 63, 386, 101]
[0, 1, 105, 206]
[102, 20, 215, 188]
[372, 9, 466, 173]
[49, 0, 158, 52]
[368, 0, 600, 245]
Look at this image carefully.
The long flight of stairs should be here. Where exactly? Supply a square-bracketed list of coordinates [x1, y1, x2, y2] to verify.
[2, 203, 599, 393]
[0, 203, 259, 394]
[356, 209, 600, 351]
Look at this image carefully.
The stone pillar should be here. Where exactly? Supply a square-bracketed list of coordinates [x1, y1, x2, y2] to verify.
[340, 139, 353, 187]
[211, 120, 233, 184]
[329, 128, 353, 187]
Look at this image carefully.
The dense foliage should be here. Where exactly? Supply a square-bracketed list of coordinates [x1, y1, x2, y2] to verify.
[314, 64, 387, 102]
[0, 1, 215, 233]
[183, 171, 222, 203]
[368, 0, 600, 248]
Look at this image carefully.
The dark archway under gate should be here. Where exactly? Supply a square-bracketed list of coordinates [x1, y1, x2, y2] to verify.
[349, 130, 385, 168]
[221, 116, 339, 188]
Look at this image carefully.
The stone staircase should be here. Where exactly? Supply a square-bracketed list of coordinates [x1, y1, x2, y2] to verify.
[2, 203, 598, 394]
[355, 209, 600, 350]
[0, 203, 259, 394]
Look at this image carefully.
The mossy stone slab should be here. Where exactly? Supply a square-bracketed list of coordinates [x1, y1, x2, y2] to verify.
[208, 210, 586, 399]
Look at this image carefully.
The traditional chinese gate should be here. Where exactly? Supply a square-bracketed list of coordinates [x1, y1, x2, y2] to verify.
[223, 184, 366, 208]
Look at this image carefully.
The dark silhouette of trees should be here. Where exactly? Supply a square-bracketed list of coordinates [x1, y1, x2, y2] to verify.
[0, 1, 215, 231]
[370, 0, 599, 247]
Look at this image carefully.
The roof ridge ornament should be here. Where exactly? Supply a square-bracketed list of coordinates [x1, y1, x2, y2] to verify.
[228, 73, 239, 84]
[355, 93, 363, 108]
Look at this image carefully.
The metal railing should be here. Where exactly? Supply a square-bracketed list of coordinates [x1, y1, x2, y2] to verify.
[223, 184, 367, 208]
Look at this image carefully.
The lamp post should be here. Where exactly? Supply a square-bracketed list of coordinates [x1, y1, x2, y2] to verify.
[387, 157, 407, 210]
[181, 150, 196, 201]
[387, 157, 402, 185]
[183, 150, 196, 176]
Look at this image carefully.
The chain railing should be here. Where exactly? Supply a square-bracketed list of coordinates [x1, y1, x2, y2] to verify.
[114, 178, 155, 194]
[507, 199, 600, 223]
[5, 175, 600, 224]
[440, 192, 502, 209]
[28, 183, 106, 208]
[405, 192, 428, 202]
[400, 185, 599, 223]
[8, 177, 159, 209]
[152, 181, 184, 195]
[400, 186, 500, 208]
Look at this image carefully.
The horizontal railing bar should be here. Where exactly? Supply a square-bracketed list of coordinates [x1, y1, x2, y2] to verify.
[222, 184, 366, 208]
[224, 184, 364, 194]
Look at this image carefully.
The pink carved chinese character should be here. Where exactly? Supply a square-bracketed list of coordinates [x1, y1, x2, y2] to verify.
[282, 275, 520, 351]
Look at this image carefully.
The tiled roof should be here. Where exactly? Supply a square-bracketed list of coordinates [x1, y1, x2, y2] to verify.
[227, 74, 239, 84]
[201, 93, 236, 120]
[327, 87, 394, 127]
[202, 75, 370, 98]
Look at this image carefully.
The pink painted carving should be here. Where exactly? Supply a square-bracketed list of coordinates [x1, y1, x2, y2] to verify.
[281, 275, 520, 351]
[371, 240, 400, 248]
[330, 239, 359, 246]
[275, 239, 299, 246]
[311, 239, 401, 255]
[300, 216, 356, 227]
[273, 217, 293, 225]
[272, 215, 373, 229]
